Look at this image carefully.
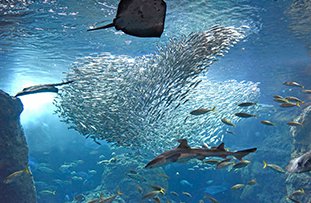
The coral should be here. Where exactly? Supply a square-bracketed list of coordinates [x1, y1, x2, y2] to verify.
[0, 90, 36, 203]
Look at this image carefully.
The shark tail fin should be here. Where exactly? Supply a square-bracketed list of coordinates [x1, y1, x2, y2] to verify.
[233, 148, 257, 160]
[117, 189, 123, 196]
[263, 161, 267, 169]
[87, 22, 114, 31]
[211, 106, 216, 111]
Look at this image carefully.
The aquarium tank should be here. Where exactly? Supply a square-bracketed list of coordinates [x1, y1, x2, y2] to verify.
[0, 0, 310, 203]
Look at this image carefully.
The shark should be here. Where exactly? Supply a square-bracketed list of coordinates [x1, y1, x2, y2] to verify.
[145, 139, 257, 169]
[15, 81, 73, 97]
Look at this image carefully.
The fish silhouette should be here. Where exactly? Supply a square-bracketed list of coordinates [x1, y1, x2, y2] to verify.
[88, 0, 166, 37]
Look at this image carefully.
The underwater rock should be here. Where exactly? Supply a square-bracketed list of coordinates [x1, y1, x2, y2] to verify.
[231, 109, 292, 203]
[0, 90, 36, 203]
[287, 0, 311, 55]
[77, 152, 167, 203]
[286, 105, 311, 203]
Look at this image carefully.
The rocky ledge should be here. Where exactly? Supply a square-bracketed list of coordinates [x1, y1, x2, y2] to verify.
[286, 105, 311, 203]
[0, 90, 36, 203]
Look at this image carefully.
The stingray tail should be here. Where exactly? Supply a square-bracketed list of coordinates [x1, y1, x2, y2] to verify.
[87, 22, 114, 31]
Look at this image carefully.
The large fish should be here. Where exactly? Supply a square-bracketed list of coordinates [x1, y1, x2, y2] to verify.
[145, 139, 257, 168]
[15, 81, 73, 97]
[286, 151, 311, 173]
[88, 0, 166, 37]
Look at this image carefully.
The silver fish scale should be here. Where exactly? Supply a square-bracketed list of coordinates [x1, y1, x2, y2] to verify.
[55, 26, 260, 154]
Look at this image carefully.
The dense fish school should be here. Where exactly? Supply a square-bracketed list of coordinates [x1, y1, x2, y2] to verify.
[55, 26, 260, 154]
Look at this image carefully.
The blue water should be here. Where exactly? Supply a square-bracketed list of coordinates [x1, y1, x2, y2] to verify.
[1, 0, 311, 202]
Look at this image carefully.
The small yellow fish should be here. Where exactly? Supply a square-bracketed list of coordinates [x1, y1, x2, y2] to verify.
[274, 97, 289, 103]
[182, 191, 192, 197]
[153, 196, 161, 203]
[150, 185, 165, 194]
[273, 95, 283, 99]
[289, 188, 304, 197]
[286, 196, 302, 203]
[221, 118, 235, 127]
[203, 159, 220, 165]
[158, 173, 169, 179]
[231, 184, 245, 190]
[232, 160, 250, 169]
[247, 179, 257, 185]
[101, 190, 122, 203]
[260, 120, 275, 126]
[285, 96, 304, 104]
[87, 198, 100, 203]
[235, 112, 256, 118]
[142, 191, 160, 199]
[204, 194, 219, 203]
[238, 102, 257, 107]
[190, 107, 216, 115]
[287, 121, 303, 126]
[170, 191, 179, 197]
[216, 159, 233, 169]
[3, 167, 31, 184]
[280, 102, 300, 108]
[302, 89, 311, 94]
[263, 161, 285, 173]
[283, 81, 304, 88]
[136, 185, 143, 194]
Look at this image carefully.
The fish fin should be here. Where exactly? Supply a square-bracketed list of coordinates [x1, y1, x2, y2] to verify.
[24, 167, 31, 175]
[263, 161, 267, 169]
[117, 190, 123, 196]
[87, 22, 114, 31]
[167, 154, 181, 162]
[217, 143, 225, 151]
[233, 148, 257, 160]
[212, 106, 216, 111]
[296, 102, 300, 107]
[177, 139, 191, 149]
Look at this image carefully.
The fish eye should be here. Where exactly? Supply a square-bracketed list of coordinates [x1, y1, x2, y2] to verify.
[297, 161, 302, 167]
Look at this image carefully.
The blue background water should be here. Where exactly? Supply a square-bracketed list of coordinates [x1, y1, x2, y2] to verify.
[1, 0, 311, 202]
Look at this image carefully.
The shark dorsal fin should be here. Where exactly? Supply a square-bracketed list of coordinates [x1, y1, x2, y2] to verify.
[177, 139, 191, 149]
[217, 143, 225, 151]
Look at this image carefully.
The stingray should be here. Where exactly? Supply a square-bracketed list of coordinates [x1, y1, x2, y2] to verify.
[87, 0, 166, 37]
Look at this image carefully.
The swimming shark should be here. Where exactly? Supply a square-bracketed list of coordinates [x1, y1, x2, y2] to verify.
[15, 81, 73, 97]
[145, 139, 257, 169]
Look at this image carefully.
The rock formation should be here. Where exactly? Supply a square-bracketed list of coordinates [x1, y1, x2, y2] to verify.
[0, 90, 36, 203]
[286, 105, 311, 203]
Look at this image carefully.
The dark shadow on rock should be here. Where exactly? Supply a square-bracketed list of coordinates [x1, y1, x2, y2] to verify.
[0, 89, 36, 203]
